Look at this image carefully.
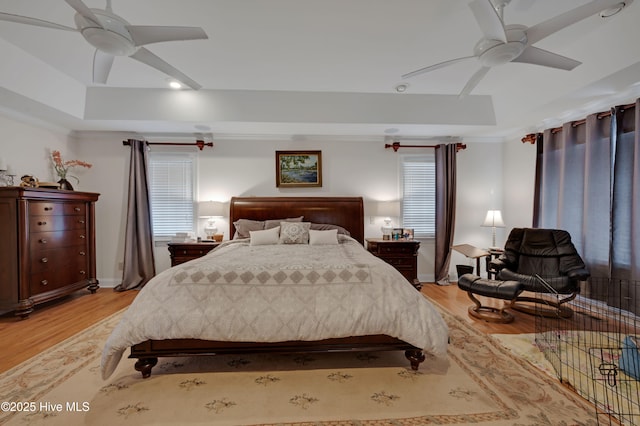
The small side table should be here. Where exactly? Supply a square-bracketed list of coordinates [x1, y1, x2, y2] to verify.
[452, 244, 490, 276]
[485, 248, 504, 279]
[168, 241, 220, 266]
[366, 238, 421, 290]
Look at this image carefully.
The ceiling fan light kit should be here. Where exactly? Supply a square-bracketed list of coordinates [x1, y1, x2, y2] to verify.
[401, 0, 631, 96]
[0, 0, 208, 90]
[75, 10, 136, 56]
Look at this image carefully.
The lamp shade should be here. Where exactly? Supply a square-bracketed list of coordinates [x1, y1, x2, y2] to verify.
[199, 201, 225, 218]
[481, 210, 505, 228]
[373, 201, 400, 218]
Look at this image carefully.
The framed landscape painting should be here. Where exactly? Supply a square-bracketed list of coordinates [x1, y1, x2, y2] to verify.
[275, 151, 322, 187]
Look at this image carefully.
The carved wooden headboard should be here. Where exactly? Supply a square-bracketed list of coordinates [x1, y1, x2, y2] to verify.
[229, 196, 365, 245]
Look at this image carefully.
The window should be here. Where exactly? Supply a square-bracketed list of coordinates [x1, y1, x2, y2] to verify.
[401, 154, 436, 238]
[148, 153, 195, 239]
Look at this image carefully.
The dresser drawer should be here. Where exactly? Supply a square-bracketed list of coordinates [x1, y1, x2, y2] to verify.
[30, 230, 88, 252]
[379, 256, 415, 268]
[29, 201, 86, 216]
[377, 243, 418, 256]
[30, 265, 89, 294]
[30, 247, 89, 274]
[173, 246, 215, 258]
[168, 243, 219, 266]
[29, 215, 88, 232]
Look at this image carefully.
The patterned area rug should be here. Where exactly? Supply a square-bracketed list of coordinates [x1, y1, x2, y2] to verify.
[494, 332, 640, 425]
[0, 307, 605, 425]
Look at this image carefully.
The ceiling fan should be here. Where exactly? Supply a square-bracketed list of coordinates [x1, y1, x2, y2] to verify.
[0, 0, 208, 89]
[401, 0, 630, 97]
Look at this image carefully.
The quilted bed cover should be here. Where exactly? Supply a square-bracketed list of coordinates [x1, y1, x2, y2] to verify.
[101, 236, 449, 379]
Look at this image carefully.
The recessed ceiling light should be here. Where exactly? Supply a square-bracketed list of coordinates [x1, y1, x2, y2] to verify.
[169, 80, 182, 89]
[600, 2, 627, 18]
[395, 83, 409, 93]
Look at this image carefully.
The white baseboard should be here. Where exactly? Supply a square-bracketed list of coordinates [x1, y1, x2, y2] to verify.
[97, 278, 120, 289]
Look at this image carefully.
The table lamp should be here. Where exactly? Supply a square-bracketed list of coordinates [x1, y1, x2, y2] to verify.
[199, 201, 225, 239]
[481, 209, 505, 249]
[374, 201, 400, 240]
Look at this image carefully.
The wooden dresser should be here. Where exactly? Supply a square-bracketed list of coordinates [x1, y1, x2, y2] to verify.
[0, 187, 100, 318]
[168, 242, 220, 266]
[366, 238, 421, 290]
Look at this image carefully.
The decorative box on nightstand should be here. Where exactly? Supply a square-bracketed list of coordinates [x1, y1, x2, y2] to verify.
[366, 238, 421, 290]
[168, 242, 220, 266]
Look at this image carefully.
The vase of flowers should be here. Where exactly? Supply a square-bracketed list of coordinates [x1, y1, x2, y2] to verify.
[51, 150, 92, 190]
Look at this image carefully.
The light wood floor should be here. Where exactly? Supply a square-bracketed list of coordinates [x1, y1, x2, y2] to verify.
[0, 288, 137, 374]
[0, 282, 533, 374]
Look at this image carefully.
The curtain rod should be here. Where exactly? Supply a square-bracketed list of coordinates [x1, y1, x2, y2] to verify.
[122, 140, 213, 150]
[385, 141, 467, 152]
[521, 101, 637, 142]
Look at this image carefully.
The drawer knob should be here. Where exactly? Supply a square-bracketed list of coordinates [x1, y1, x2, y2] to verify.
[78, 219, 85, 224]
[44, 207, 53, 211]
[41, 280, 48, 286]
[39, 238, 48, 244]
[79, 270, 86, 275]
[79, 251, 86, 256]
[80, 235, 86, 239]
[74, 207, 81, 212]
[38, 221, 47, 226]
[41, 257, 48, 263]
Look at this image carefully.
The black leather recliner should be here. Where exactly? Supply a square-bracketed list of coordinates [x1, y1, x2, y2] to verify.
[489, 227, 590, 318]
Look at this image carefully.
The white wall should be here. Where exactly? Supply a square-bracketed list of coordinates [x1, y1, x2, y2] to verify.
[1, 112, 538, 287]
[0, 114, 76, 183]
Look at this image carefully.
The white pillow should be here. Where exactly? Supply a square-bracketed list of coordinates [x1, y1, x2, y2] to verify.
[250, 226, 280, 246]
[279, 221, 311, 244]
[309, 229, 339, 245]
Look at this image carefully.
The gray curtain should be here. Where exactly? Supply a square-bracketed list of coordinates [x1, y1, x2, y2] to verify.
[534, 99, 639, 314]
[116, 139, 156, 291]
[434, 143, 457, 285]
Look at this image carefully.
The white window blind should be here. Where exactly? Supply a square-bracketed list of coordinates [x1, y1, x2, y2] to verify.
[148, 153, 195, 238]
[401, 154, 436, 238]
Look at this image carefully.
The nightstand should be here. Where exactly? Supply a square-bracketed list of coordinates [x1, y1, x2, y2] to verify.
[366, 238, 421, 290]
[168, 242, 220, 266]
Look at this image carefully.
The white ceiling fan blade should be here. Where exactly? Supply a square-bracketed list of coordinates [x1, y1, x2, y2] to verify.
[469, 0, 507, 43]
[459, 66, 490, 97]
[127, 26, 208, 47]
[93, 49, 114, 84]
[526, 0, 624, 45]
[64, 0, 103, 28]
[512, 46, 581, 70]
[130, 47, 202, 90]
[0, 12, 76, 31]
[401, 56, 476, 79]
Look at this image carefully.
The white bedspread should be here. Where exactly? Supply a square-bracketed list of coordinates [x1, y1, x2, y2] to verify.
[101, 236, 448, 379]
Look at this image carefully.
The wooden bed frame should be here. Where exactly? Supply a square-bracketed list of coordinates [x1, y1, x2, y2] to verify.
[130, 196, 425, 377]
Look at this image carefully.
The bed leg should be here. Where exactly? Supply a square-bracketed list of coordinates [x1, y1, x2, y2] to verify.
[134, 357, 158, 378]
[404, 350, 426, 371]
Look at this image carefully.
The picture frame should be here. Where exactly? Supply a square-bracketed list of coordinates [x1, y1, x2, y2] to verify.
[403, 228, 414, 240]
[275, 150, 322, 188]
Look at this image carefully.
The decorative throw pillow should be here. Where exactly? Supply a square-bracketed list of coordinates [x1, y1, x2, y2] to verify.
[309, 229, 339, 245]
[619, 335, 640, 380]
[279, 221, 311, 244]
[309, 222, 351, 236]
[249, 226, 280, 246]
[264, 216, 303, 229]
[233, 219, 264, 239]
